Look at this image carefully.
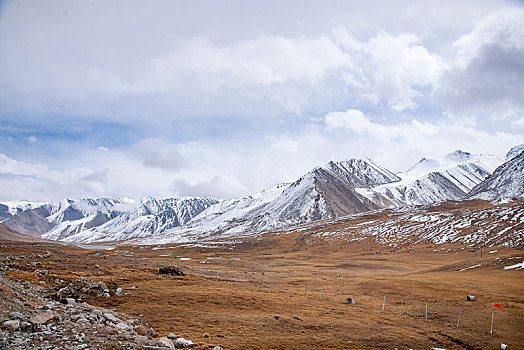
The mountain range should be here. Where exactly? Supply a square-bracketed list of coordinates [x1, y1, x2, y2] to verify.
[1, 146, 523, 244]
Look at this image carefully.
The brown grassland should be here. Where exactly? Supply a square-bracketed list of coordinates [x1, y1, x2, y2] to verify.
[1, 227, 523, 350]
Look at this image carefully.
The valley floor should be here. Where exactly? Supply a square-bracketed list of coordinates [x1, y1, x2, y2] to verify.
[0, 234, 523, 349]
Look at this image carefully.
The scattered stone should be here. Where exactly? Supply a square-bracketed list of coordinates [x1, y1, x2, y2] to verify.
[467, 295, 476, 301]
[345, 297, 356, 304]
[501, 344, 507, 350]
[146, 326, 156, 337]
[19, 321, 35, 332]
[103, 313, 119, 323]
[158, 336, 175, 348]
[46, 278, 117, 300]
[115, 287, 125, 296]
[30, 310, 54, 325]
[158, 266, 185, 277]
[175, 337, 194, 348]
[9, 311, 26, 320]
[2, 320, 20, 331]
[168, 332, 177, 339]
[213, 347, 223, 350]
[134, 325, 147, 336]
[116, 322, 133, 331]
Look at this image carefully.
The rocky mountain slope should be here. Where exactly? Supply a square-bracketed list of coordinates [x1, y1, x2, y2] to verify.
[0, 223, 50, 243]
[48, 197, 219, 242]
[3, 198, 132, 238]
[5, 148, 519, 244]
[0, 201, 45, 221]
[367, 151, 501, 206]
[467, 150, 524, 201]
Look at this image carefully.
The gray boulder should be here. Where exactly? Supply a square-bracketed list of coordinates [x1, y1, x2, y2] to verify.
[158, 336, 175, 348]
[175, 337, 194, 348]
[2, 320, 20, 331]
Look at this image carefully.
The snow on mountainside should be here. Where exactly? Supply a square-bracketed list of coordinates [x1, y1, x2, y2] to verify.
[6, 148, 516, 245]
[4, 198, 132, 238]
[56, 197, 219, 243]
[506, 144, 524, 160]
[180, 183, 288, 234]
[467, 150, 524, 201]
[140, 158, 397, 244]
[369, 151, 503, 206]
[0, 201, 46, 221]
[287, 200, 524, 248]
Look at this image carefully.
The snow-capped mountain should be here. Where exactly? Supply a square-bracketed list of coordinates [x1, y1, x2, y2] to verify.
[468, 150, 524, 201]
[368, 151, 503, 206]
[5, 148, 518, 245]
[506, 143, 524, 160]
[54, 197, 219, 243]
[3, 198, 133, 238]
[139, 158, 400, 243]
[0, 201, 46, 221]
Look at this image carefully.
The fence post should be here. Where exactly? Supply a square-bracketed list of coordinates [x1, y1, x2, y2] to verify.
[425, 302, 428, 320]
[457, 309, 462, 328]
[339, 290, 341, 304]
[320, 287, 323, 300]
[383, 295, 386, 312]
[490, 311, 494, 335]
[400, 297, 403, 315]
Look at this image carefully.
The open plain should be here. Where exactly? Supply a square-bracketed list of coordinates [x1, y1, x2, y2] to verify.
[1, 221, 523, 349]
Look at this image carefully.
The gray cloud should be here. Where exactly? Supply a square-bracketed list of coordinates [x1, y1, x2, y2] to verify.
[436, 8, 524, 125]
[132, 139, 185, 171]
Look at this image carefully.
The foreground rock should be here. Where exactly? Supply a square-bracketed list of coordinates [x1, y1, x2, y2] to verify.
[44, 278, 120, 300]
[0, 272, 158, 349]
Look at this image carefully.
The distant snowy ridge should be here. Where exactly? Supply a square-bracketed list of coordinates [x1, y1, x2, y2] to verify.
[4, 198, 133, 238]
[367, 151, 503, 206]
[55, 197, 219, 243]
[5, 146, 521, 244]
[468, 150, 524, 202]
[0, 201, 46, 221]
[506, 144, 524, 160]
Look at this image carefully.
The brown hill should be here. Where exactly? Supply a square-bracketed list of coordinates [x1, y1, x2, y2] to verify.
[0, 223, 50, 242]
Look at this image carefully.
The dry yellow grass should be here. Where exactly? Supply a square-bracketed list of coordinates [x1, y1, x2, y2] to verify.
[1, 230, 523, 349]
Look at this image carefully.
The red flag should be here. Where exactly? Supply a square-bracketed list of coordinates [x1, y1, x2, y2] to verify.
[494, 302, 502, 309]
[262, 272, 265, 275]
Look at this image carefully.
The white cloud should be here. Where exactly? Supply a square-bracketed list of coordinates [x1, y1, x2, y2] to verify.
[28, 135, 39, 143]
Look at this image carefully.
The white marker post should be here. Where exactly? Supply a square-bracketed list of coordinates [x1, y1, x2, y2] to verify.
[383, 295, 386, 312]
[490, 311, 494, 335]
[400, 297, 403, 315]
[457, 309, 462, 328]
[425, 302, 428, 320]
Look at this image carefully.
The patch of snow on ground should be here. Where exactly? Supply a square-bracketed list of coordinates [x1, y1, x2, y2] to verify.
[504, 262, 524, 270]
[459, 264, 481, 271]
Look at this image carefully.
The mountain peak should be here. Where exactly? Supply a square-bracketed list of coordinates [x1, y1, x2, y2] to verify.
[506, 144, 524, 160]
[445, 150, 472, 162]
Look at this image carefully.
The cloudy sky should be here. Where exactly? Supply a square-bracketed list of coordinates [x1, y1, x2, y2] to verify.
[0, 0, 523, 202]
